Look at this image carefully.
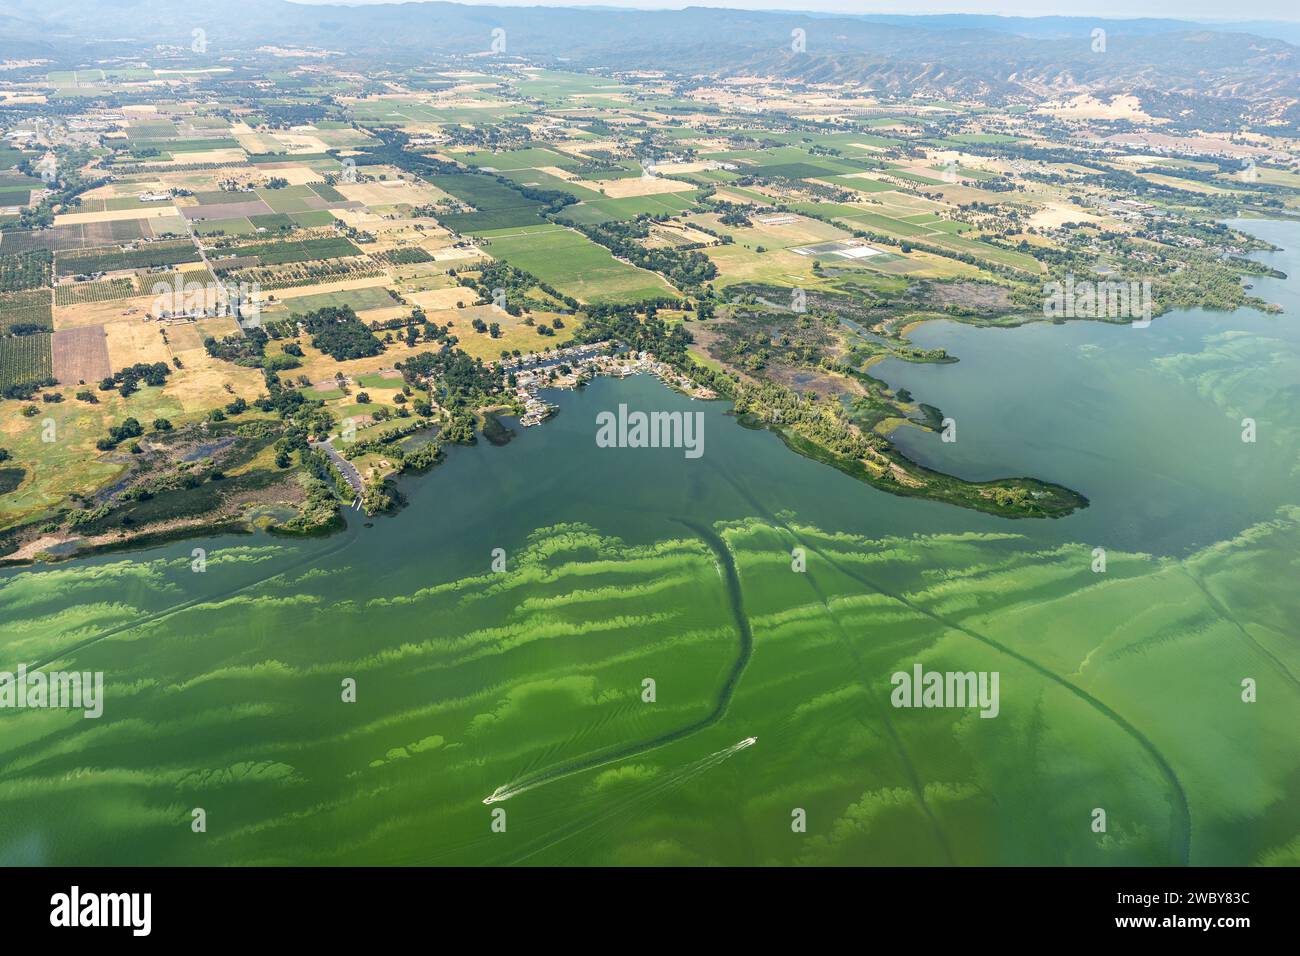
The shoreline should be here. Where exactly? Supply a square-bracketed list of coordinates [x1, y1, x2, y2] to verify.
[3, 217, 1290, 568]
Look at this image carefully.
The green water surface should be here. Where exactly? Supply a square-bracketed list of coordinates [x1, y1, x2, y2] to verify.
[1, 220, 1297, 866]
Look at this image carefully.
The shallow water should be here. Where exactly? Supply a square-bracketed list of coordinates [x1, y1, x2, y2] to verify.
[0, 220, 1296, 866]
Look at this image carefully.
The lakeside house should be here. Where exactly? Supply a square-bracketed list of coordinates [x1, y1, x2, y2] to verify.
[500, 344, 717, 426]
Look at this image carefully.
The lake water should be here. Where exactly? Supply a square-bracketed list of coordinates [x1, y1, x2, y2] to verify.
[0, 219, 1296, 866]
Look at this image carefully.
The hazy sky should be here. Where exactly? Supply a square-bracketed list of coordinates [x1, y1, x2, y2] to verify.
[289, 0, 1298, 21]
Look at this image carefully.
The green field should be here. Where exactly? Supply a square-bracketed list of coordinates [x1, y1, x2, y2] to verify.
[485, 226, 677, 304]
[301, 387, 346, 401]
[217, 237, 361, 266]
[257, 185, 324, 214]
[453, 147, 580, 172]
[575, 160, 643, 181]
[820, 175, 898, 194]
[283, 286, 399, 315]
[195, 218, 258, 237]
[753, 162, 852, 180]
[292, 210, 337, 228]
[927, 233, 1042, 272]
[890, 171, 946, 186]
[127, 138, 240, 154]
[55, 241, 199, 277]
[53, 278, 136, 306]
[514, 70, 634, 103]
[350, 98, 526, 127]
[498, 169, 603, 201]
[249, 214, 300, 232]
[0, 289, 53, 331]
[554, 191, 702, 226]
[355, 372, 404, 388]
[833, 210, 933, 236]
[0, 331, 52, 387]
[934, 134, 1022, 145]
[431, 173, 550, 233]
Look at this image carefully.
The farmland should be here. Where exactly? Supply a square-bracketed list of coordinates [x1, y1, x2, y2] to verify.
[430, 173, 551, 232]
[54, 277, 139, 305]
[55, 241, 200, 277]
[281, 285, 401, 315]
[51, 324, 112, 384]
[0, 2, 1298, 882]
[0, 331, 53, 388]
[0, 289, 53, 331]
[0, 250, 52, 290]
[213, 236, 361, 267]
[484, 226, 678, 304]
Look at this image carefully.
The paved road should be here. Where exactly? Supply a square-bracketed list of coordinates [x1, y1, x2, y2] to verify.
[184, 220, 234, 318]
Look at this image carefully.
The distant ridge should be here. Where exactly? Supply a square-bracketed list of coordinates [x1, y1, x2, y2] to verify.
[0, 1, 1295, 131]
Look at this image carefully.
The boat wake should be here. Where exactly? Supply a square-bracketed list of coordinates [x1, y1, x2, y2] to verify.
[482, 736, 757, 805]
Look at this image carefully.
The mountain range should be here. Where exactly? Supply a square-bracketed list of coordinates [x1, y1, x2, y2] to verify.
[0, 2, 1296, 130]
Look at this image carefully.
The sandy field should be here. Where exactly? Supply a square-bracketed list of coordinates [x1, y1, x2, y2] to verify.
[1028, 202, 1103, 229]
[54, 295, 158, 330]
[105, 317, 171, 368]
[407, 286, 479, 311]
[336, 179, 444, 206]
[266, 165, 325, 186]
[430, 245, 484, 262]
[591, 175, 697, 198]
[161, 148, 248, 165]
[52, 325, 112, 385]
[54, 206, 179, 226]
[268, 131, 330, 153]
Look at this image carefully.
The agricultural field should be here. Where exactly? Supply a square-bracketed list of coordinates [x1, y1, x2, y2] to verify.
[0, 288, 53, 332]
[430, 173, 552, 232]
[54, 277, 139, 305]
[0, 220, 152, 251]
[280, 285, 403, 316]
[484, 226, 678, 304]
[52, 324, 112, 384]
[453, 146, 581, 171]
[212, 236, 361, 267]
[0, 330, 53, 387]
[55, 240, 200, 277]
[0, 250, 52, 290]
[554, 190, 703, 225]
[1, 20, 1299, 885]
